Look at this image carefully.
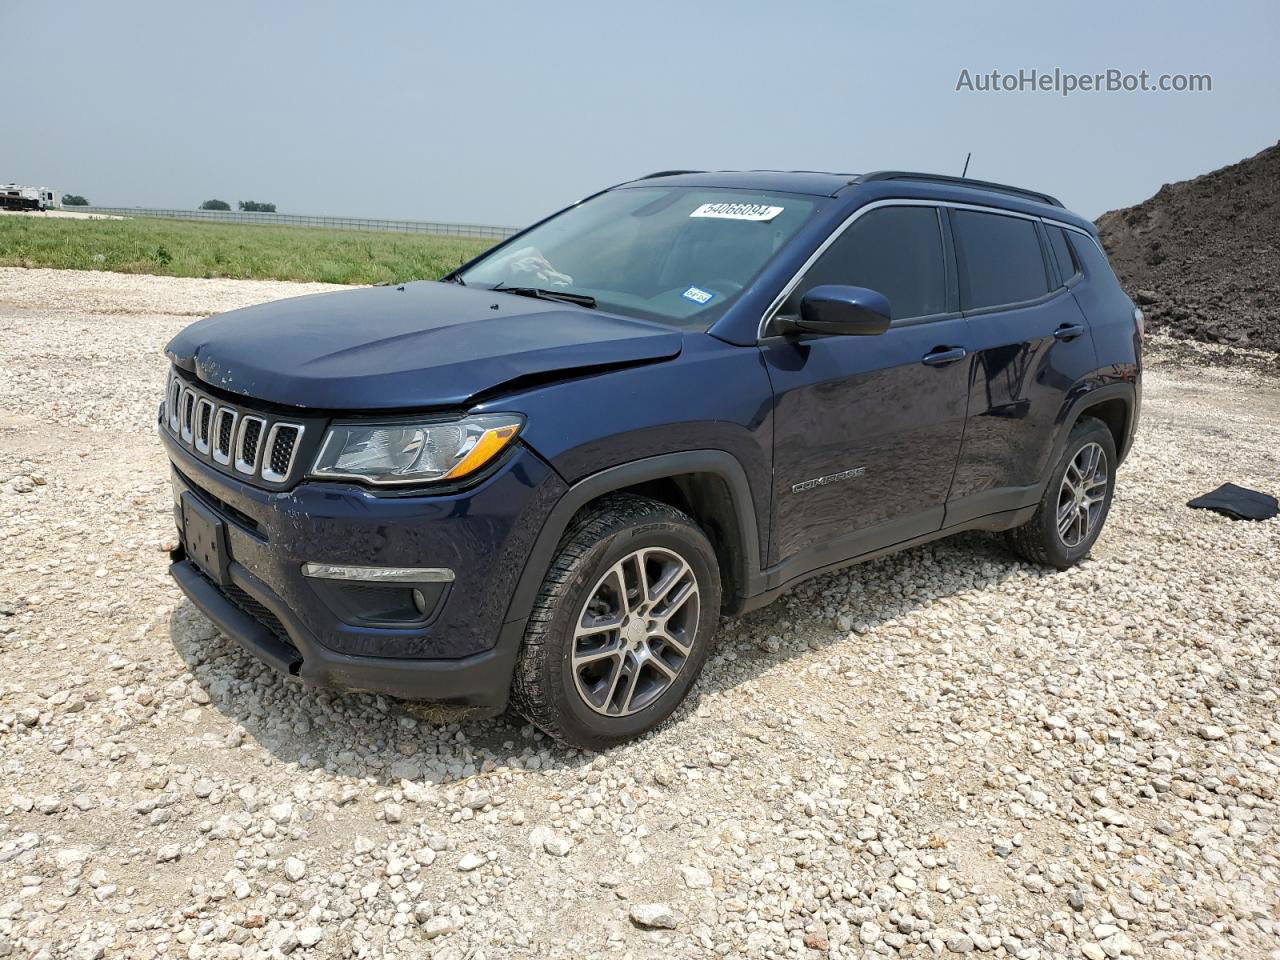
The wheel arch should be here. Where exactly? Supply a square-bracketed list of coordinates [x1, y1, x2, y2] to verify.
[1054, 382, 1136, 469]
[504, 451, 765, 626]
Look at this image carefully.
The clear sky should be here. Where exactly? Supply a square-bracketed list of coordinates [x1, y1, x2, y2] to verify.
[4, 0, 1276, 226]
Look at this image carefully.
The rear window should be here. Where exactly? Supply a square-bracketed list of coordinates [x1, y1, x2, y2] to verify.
[952, 210, 1051, 311]
[1046, 226, 1079, 284]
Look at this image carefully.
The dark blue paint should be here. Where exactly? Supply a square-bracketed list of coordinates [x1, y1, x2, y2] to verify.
[161, 169, 1140, 706]
[165, 281, 682, 410]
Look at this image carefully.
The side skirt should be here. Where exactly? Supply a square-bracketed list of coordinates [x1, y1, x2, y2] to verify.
[733, 503, 1036, 616]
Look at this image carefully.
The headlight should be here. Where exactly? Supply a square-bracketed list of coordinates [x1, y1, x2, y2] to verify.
[310, 413, 523, 485]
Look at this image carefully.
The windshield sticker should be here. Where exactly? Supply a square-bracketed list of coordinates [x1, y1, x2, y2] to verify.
[689, 202, 784, 222]
[681, 286, 716, 305]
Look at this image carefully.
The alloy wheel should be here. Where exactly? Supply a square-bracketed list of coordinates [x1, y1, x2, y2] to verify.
[1056, 441, 1108, 548]
[571, 547, 700, 717]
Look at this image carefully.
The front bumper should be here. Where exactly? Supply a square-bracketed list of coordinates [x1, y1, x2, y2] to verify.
[162, 429, 567, 710]
[169, 552, 526, 710]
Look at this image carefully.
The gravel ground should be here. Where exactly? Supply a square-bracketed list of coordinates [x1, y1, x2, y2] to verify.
[1, 267, 1278, 960]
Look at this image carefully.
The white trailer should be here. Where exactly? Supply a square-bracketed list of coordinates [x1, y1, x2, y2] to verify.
[0, 184, 60, 211]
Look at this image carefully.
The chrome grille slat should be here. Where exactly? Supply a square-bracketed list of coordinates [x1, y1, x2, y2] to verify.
[234, 416, 267, 476]
[212, 407, 238, 465]
[194, 398, 215, 454]
[261, 423, 304, 482]
[166, 376, 182, 431]
[179, 388, 196, 443]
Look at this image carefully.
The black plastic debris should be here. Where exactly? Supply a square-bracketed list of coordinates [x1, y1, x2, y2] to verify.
[1186, 483, 1279, 521]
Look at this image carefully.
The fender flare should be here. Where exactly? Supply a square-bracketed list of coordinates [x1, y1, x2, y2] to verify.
[502, 450, 764, 625]
[1050, 381, 1137, 473]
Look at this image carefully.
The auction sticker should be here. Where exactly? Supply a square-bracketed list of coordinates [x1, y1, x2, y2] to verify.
[682, 286, 716, 305]
[689, 202, 784, 221]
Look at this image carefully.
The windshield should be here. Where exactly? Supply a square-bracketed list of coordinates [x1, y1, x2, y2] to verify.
[458, 187, 821, 329]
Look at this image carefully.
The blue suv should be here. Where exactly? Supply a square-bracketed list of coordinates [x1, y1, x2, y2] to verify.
[161, 169, 1142, 748]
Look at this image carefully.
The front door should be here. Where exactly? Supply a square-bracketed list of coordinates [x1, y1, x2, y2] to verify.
[760, 203, 970, 575]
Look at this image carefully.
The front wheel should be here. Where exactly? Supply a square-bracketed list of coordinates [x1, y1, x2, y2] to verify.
[511, 495, 721, 749]
[1006, 417, 1117, 570]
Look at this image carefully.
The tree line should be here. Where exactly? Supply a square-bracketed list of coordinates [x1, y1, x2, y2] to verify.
[200, 199, 277, 213]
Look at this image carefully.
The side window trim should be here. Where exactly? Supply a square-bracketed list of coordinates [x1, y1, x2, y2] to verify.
[758, 200, 1100, 341]
[1033, 221, 1059, 289]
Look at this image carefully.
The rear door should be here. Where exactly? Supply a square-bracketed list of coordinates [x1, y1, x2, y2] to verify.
[760, 203, 971, 572]
[945, 208, 1098, 524]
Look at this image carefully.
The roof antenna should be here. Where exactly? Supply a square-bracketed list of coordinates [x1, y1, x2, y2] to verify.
[961, 152, 972, 178]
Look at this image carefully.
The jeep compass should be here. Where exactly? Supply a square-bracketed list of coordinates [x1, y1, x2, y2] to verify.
[161, 169, 1142, 748]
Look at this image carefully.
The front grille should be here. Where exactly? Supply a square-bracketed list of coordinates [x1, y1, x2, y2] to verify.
[163, 370, 308, 487]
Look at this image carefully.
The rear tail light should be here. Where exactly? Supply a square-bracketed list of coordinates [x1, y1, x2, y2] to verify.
[1133, 306, 1145, 340]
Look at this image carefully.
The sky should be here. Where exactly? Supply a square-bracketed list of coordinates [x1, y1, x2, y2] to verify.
[3, 0, 1277, 227]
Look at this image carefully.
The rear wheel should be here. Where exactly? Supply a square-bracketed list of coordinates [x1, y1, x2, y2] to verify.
[511, 495, 721, 749]
[1006, 417, 1116, 570]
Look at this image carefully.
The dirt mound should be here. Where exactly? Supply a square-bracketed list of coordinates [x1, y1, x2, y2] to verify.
[1096, 141, 1280, 352]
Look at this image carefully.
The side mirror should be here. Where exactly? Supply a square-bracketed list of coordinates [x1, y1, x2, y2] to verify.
[791, 284, 892, 337]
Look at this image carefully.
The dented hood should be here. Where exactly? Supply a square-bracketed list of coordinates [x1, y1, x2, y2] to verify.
[165, 281, 684, 410]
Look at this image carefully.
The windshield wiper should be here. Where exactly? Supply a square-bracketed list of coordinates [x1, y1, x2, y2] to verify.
[490, 283, 596, 309]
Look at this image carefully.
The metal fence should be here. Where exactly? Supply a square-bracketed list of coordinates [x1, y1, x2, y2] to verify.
[69, 205, 522, 240]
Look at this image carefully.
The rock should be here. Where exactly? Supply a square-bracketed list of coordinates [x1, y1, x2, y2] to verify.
[542, 834, 573, 857]
[297, 928, 322, 947]
[422, 916, 457, 939]
[947, 933, 975, 954]
[283, 857, 306, 882]
[1197, 724, 1226, 741]
[859, 921, 883, 945]
[679, 864, 712, 889]
[155, 844, 181, 863]
[457, 853, 484, 872]
[630, 903, 679, 929]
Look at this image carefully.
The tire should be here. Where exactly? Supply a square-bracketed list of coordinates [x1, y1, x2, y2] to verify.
[1006, 417, 1117, 570]
[511, 494, 722, 749]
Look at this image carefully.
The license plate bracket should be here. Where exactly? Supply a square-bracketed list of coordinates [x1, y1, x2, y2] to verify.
[181, 492, 230, 586]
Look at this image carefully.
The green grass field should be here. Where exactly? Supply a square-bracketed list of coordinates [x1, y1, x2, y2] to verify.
[0, 215, 496, 285]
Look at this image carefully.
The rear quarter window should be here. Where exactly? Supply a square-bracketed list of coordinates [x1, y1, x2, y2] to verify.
[952, 210, 1051, 311]
[1046, 226, 1079, 284]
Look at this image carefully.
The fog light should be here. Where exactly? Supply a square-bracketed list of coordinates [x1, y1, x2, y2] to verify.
[301, 563, 454, 583]
[412, 589, 428, 616]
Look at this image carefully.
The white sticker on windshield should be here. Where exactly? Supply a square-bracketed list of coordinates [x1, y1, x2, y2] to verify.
[681, 286, 716, 305]
[689, 202, 784, 222]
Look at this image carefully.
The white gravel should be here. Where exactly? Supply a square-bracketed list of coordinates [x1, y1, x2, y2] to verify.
[1, 267, 1278, 959]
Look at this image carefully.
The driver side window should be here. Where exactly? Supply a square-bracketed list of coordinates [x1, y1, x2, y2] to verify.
[783, 205, 947, 322]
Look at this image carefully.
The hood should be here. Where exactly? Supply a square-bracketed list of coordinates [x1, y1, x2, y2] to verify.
[164, 281, 684, 410]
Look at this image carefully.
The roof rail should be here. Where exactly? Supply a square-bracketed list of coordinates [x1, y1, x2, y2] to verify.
[855, 171, 1064, 208]
[638, 169, 706, 180]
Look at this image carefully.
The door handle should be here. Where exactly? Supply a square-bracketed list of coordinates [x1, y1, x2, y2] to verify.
[1054, 323, 1085, 341]
[921, 346, 967, 367]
